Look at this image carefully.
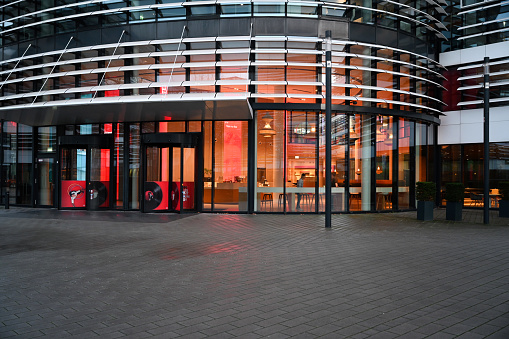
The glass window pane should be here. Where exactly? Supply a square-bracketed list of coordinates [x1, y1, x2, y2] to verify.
[172, 147, 181, 211]
[214, 121, 248, 212]
[129, 124, 141, 209]
[38, 126, 56, 153]
[490, 142, 509, 208]
[37, 158, 54, 206]
[129, 9, 156, 23]
[415, 122, 427, 184]
[287, 4, 317, 16]
[221, 4, 251, 16]
[398, 119, 413, 209]
[61, 148, 86, 208]
[287, 111, 317, 212]
[256, 111, 285, 212]
[189, 6, 216, 16]
[18, 124, 32, 205]
[159, 8, 186, 20]
[376, 116, 394, 211]
[159, 121, 185, 133]
[183, 147, 195, 210]
[90, 148, 110, 209]
[319, 113, 348, 212]
[203, 121, 212, 211]
[114, 123, 124, 209]
[254, 4, 285, 15]
[349, 114, 373, 211]
[2, 122, 17, 205]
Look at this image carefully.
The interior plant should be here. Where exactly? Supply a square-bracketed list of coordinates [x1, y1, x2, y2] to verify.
[499, 181, 509, 218]
[445, 182, 464, 221]
[416, 181, 435, 221]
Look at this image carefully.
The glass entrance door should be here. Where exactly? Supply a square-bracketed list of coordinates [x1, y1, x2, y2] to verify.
[61, 148, 87, 208]
[60, 147, 111, 209]
[144, 146, 171, 212]
[88, 148, 111, 210]
[182, 147, 195, 210]
[36, 157, 55, 206]
[143, 145, 196, 213]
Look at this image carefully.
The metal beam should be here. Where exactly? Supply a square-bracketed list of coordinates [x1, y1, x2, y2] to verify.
[483, 57, 490, 224]
[325, 30, 332, 228]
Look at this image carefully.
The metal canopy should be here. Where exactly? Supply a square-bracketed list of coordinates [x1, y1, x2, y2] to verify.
[0, 96, 253, 126]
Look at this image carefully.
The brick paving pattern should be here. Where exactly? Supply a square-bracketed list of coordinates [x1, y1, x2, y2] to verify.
[0, 207, 508, 338]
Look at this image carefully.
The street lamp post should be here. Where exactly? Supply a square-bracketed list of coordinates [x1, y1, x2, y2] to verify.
[483, 57, 490, 224]
[325, 30, 332, 228]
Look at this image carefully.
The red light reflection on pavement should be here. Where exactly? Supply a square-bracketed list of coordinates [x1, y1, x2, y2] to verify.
[159, 242, 243, 260]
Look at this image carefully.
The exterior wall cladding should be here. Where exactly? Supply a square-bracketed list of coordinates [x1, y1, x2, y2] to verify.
[2, 0, 503, 214]
[438, 0, 509, 208]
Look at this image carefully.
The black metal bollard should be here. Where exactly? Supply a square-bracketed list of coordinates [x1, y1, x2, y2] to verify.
[5, 192, 9, 209]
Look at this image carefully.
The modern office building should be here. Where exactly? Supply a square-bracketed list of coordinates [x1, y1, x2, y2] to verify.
[0, 0, 500, 214]
[439, 0, 508, 208]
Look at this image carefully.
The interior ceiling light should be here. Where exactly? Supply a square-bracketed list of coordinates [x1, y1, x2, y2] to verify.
[259, 112, 276, 138]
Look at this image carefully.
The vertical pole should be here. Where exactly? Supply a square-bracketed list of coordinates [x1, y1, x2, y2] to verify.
[0, 119, 3, 206]
[180, 145, 184, 214]
[483, 57, 490, 224]
[31, 127, 36, 207]
[211, 122, 215, 212]
[325, 31, 332, 228]
[247, 119, 255, 214]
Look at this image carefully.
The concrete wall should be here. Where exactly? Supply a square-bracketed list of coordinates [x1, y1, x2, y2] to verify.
[438, 107, 509, 145]
[440, 41, 509, 67]
[438, 41, 509, 145]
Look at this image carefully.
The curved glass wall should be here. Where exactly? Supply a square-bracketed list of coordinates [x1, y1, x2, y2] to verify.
[0, 35, 445, 117]
[254, 110, 433, 213]
[0, 2, 445, 213]
[0, 0, 446, 45]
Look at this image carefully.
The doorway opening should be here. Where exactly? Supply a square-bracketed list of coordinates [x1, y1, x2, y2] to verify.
[141, 133, 201, 213]
[59, 135, 113, 210]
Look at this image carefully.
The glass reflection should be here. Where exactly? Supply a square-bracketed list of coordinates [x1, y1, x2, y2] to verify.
[287, 112, 317, 212]
[398, 119, 413, 209]
[320, 113, 348, 212]
[256, 111, 284, 212]
[376, 116, 394, 211]
[214, 121, 248, 212]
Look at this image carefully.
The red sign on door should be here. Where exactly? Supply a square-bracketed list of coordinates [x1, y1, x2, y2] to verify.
[89, 181, 109, 208]
[144, 181, 169, 211]
[62, 180, 86, 208]
[172, 182, 194, 211]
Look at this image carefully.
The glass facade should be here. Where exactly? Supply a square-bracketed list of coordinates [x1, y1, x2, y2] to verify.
[252, 111, 432, 213]
[442, 0, 509, 51]
[0, 115, 435, 212]
[438, 0, 509, 214]
[213, 121, 248, 212]
[439, 142, 509, 208]
[0, 0, 445, 45]
[0, 1, 450, 213]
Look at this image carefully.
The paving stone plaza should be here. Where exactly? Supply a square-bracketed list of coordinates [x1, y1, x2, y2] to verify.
[1, 208, 509, 338]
